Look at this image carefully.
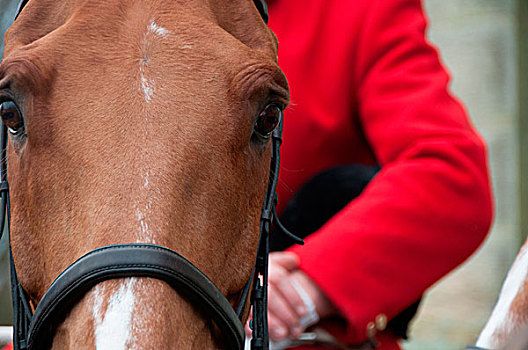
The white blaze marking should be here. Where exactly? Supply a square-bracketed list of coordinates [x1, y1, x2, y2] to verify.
[149, 20, 171, 38]
[139, 20, 171, 103]
[143, 172, 149, 187]
[136, 199, 153, 243]
[140, 75, 154, 103]
[476, 245, 528, 348]
[92, 279, 137, 349]
[92, 18, 170, 348]
[135, 170, 155, 243]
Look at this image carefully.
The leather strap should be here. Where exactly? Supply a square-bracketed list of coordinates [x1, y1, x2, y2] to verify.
[26, 244, 244, 350]
[249, 125, 282, 350]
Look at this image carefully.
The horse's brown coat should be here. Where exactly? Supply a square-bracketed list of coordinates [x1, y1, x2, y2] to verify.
[1, 0, 288, 348]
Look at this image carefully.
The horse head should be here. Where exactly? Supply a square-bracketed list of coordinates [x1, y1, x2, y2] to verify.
[0, 0, 288, 348]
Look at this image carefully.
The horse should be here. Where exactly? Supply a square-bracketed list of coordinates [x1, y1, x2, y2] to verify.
[472, 240, 528, 349]
[0, 0, 289, 348]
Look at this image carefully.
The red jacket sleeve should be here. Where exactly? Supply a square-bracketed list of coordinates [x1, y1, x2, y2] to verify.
[289, 0, 493, 343]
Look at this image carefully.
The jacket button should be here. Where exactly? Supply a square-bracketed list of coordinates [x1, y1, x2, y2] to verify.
[366, 321, 376, 338]
[375, 313, 387, 331]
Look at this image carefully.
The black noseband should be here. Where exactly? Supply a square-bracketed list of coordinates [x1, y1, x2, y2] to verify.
[27, 244, 244, 350]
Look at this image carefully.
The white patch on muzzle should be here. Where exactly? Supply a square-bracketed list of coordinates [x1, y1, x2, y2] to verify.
[92, 278, 137, 350]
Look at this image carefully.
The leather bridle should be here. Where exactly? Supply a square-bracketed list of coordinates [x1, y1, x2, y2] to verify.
[2, 1, 303, 349]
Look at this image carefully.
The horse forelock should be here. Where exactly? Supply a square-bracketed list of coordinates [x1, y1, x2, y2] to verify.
[3, 0, 286, 348]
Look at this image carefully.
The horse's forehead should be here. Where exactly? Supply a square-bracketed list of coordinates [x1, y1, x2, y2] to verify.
[5, 0, 275, 57]
[2, 0, 278, 111]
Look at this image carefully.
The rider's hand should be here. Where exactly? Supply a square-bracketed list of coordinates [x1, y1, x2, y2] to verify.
[245, 251, 337, 342]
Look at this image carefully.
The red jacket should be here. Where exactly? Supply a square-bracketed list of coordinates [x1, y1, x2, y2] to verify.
[268, 0, 493, 348]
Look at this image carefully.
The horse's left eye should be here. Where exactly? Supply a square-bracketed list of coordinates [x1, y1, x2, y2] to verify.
[0, 100, 24, 136]
[253, 104, 282, 141]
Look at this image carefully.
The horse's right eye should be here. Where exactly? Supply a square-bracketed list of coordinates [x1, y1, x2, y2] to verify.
[0, 100, 24, 136]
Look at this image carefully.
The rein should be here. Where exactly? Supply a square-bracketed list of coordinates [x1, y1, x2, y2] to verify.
[1, 1, 304, 349]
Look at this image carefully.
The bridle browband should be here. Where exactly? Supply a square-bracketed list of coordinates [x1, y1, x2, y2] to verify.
[2, 1, 303, 349]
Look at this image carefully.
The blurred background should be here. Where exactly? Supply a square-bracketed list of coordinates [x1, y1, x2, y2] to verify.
[0, 0, 526, 349]
[405, 0, 525, 349]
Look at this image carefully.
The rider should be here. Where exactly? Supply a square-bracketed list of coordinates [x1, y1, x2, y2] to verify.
[248, 0, 493, 349]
